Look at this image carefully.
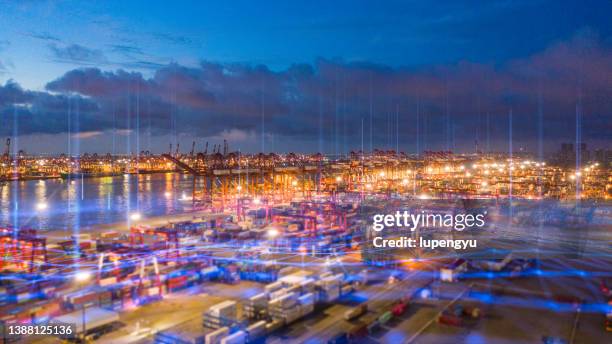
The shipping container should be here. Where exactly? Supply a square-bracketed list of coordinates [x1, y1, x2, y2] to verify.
[344, 303, 368, 320]
[205, 327, 229, 344]
[265, 319, 283, 333]
[245, 320, 266, 340]
[219, 330, 246, 344]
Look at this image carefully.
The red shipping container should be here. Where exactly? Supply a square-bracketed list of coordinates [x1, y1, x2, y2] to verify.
[167, 276, 187, 289]
[34, 300, 62, 320]
[69, 291, 99, 306]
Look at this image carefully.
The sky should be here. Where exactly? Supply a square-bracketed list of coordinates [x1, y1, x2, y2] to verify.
[0, 0, 611, 155]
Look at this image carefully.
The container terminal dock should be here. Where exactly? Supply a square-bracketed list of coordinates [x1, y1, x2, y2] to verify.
[0, 150, 610, 344]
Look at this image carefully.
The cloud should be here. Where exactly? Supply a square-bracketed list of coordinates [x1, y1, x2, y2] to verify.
[25, 31, 62, 42]
[0, 80, 100, 136]
[108, 44, 144, 56]
[209, 129, 256, 142]
[150, 32, 192, 45]
[49, 43, 107, 65]
[1, 33, 611, 152]
[48, 43, 167, 70]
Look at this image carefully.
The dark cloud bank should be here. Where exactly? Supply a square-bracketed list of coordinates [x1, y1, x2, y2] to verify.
[1, 33, 611, 154]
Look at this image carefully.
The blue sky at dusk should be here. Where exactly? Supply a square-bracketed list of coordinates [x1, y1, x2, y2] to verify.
[0, 0, 611, 154]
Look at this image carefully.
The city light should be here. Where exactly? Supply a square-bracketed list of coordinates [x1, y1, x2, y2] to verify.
[253, 198, 261, 205]
[164, 191, 172, 198]
[35, 202, 48, 211]
[130, 212, 142, 221]
[74, 270, 92, 283]
[267, 228, 279, 238]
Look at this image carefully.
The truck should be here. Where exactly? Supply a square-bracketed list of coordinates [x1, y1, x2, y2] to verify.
[344, 303, 368, 320]
[439, 258, 467, 282]
[51, 307, 120, 340]
[438, 304, 481, 328]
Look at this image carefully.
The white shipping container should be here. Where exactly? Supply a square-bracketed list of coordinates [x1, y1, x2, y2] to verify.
[265, 319, 283, 332]
[146, 287, 160, 297]
[278, 267, 296, 277]
[205, 327, 229, 344]
[322, 275, 342, 285]
[319, 272, 332, 280]
[300, 278, 315, 291]
[209, 300, 237, 312]
[265, 281, 283, 293]
[207, 301, 237, 319]
[269, 288, 287, 301]
[249, 293, 268, 307]
[220, 331, 247, 344]
[279, 274, 307, 287]
[284, 309, 302, 324]
[179, 237, 200, 246]
[322, 282, 340, 291]
[300, 303, 314, 315]
[246, 321, 266, 339]
[286, 285, 301, 295]
[298, 293, 315, 305]
[201, 266, 220, 276]
[274, 293, 297, 308]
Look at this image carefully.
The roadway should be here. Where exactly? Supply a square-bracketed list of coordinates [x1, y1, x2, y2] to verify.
[276, 269, 432, 343]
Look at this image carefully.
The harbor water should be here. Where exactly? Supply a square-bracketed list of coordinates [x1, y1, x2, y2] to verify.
[0, 173, 199, 231]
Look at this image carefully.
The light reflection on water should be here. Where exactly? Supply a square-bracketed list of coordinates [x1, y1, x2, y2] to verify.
[0, 173, 197, 231]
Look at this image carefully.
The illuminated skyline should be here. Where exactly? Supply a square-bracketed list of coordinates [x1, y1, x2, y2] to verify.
[0, 0, 611, 154]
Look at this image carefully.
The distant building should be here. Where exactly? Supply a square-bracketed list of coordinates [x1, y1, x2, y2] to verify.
[593, 148, 612, 167]
[555, 142, 591, 167]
